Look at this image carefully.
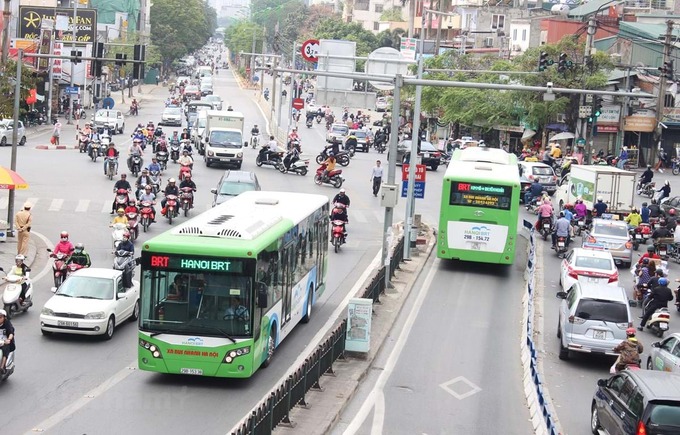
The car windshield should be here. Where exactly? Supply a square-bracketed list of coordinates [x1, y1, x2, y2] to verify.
[574, 256, 613, 270]
[209, 131, 242, 148]
[165, 108, 181, 115]
[219, 182, 255, 195]
[532, 167, 554, 175]
[593, 223, 629, 238]
[96, 110, 113, 118]
[354, 131, 367, 139]
[332, 126, 348, 134]
[574, 299, 627, 323]
[56, 277, 114, 300]
[186, 86, 199, 92]
[648, 403, 680, 428]
[197, 119, 207, 128]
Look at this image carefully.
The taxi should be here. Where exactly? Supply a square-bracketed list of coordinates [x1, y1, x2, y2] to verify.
[647, 333, 680, 373]
[559, 246, 619, 291]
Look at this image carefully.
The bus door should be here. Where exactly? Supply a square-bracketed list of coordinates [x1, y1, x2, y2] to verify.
[281, 242, 294, 325]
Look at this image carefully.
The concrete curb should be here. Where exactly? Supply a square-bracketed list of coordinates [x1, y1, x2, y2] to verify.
[35, 145, 79, 150]
[273, 227, 437, 435]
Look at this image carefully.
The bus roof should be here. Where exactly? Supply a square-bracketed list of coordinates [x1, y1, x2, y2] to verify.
[143, 191, 329, 256]
[444, 148, 520, 185]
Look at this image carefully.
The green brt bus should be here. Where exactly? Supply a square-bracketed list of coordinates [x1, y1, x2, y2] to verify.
[437, 147, 521, 264]
[138, 191, 330, 378]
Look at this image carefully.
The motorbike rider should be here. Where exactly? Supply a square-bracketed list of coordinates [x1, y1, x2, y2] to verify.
[161, 178, 180, 212]
[147, 157, 162, 174]
[135, 169, 153, 199]
[321, 154, 337, 182]
[263, 136, 279, 161]
[170, 131, 181, 146]
[111, 208, 129, 226]
[666, 208, 678, 231]
[305, 110, 316, 124]
[288, 128, 300, 146]
[180, 128, 191, 141]
[54, 231, 75, 257]
[639, 277, 674, 331]
[111, 174, 131, 214]
[625, 208, 643, 230]
[179, 173, 197, 208]
[552, 211, 572, 249]
[524, 179, 543, 205]
[657, 180, 671, 202]
[612, 328, 644, 372]
[283, 142, 301, 170]
[117, 231, 135, 288]
[251, 124, 260, 145]
[548, 143, 562, 166]
[9, 255, 30, 306]
[0, 309, 15, 375]
[333, 189, 351, 208]
[130, 98, 139, 115]
[535, 198, 554, 230]
[641, 202, 651, 224]
[574, 198, 588, 220]
[344, 132, 358, 152]
[67, 243, 91, 268]
[178, 149, 193, 172]
[649, 199, 662, 218]
[639, 244, 662, 264]
[128, 138, 145, 172]
[562, 204, 574, 221]
[639, 165, 654, 193]
[330, 203, 349, 243]
[138, 185, 157, 222]
[103, 143, 119, 175]
[593, 197, 608, 217]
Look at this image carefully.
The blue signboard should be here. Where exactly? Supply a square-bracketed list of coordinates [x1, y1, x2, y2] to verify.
[65, 86, 79, 95]
[401, 180, 425, 198]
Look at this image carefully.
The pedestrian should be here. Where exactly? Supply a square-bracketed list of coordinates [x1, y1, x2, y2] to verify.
[52, 120, 62, 145]
[370, 160, 384, 197]
[14, 202, 32, 256]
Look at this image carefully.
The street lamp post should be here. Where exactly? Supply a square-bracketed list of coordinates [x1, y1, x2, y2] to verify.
[67, 0, 78, 125]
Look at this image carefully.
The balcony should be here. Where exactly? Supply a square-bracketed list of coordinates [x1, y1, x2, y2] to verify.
[623, 0, 674, 11]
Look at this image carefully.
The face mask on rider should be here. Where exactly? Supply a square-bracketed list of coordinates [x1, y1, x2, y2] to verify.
[61, 237, 68, 242]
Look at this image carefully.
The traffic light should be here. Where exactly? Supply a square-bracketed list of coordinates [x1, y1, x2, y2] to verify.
[538, 51, 549, 72]
[660, 60, 674, 81]
[558, 53, 568, 73]
[115, 53, 127, 66]
[71, 50, 82, 64]
[133, 44, 146, 81]
[90, 42, 104, 77]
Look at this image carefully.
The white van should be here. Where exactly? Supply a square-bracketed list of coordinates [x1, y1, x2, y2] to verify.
[196, 66, 212, 79]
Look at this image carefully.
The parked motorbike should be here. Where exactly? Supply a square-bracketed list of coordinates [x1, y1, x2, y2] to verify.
[314, 164, 344, 188]
[637, 181, 656, 198]
[105, 156, 118, 180]
[180, 187, 194, 217]
[672, 158, 680, 176]
[47, 249, 69, 288]
[642, 298, 671, 338]
[256, 146, 284, 168]
[163, 194, 179, 224]
[539, 217, 552, 241]
[1, 267, 32, 319]
[331, 220, 346, 253]
[554, 235, 568, 258]
[315, 148, 350, 167]
[139, 200, 154, 232]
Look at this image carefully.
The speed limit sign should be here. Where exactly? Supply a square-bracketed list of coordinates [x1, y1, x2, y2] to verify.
[301, 39, 320, 63]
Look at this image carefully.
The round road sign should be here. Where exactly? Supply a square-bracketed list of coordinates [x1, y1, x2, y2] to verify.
[102, 97, 115, 109]
[292, 98, 305, 110]
[301, 39, 320, 63]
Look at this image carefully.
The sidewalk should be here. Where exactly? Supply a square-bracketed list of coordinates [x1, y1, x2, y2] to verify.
[0, 234, 40, 275]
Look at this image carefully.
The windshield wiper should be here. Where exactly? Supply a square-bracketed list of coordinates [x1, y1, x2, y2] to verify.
[179, 321, 236, 343]
[78, 296, 102, 300]
[56, 293, 73, 297]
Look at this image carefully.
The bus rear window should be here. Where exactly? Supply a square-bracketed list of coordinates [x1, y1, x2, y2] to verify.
[449, 181, 512, 210]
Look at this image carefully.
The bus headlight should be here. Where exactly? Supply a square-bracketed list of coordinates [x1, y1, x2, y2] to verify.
[139, 338, 163, 359]
[223, 346, 250, 364]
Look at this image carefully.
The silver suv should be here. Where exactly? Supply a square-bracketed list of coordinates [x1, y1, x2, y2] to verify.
[585, 218, 633, 267]
[556, 282, 633, 361]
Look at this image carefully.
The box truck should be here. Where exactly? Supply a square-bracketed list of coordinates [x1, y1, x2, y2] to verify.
[203, 111, 245, 168]
[554, 165, 636, 214]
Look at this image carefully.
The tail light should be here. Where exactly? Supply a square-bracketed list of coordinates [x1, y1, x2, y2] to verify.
[553, 175, 557, 182]
[587, 236, 597, 244]
[568, 315, 586, 324]
[433, 152, 440, 158]
[617, 322, 633, 329]
[637, 421, 647, 435]
[528, 175, 535, 181]
[608, 272, 619, 283]
[658, 313, 671, 320]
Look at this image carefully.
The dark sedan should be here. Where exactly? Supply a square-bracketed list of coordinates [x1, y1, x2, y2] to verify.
[394, 140, 441, 171]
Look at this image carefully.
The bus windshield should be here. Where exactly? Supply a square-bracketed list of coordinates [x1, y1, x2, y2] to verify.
[140, 256, 256, 338]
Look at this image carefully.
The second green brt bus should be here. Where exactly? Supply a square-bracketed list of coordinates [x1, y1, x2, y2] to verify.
[437, 147, 521, 264]
[138, 191, 329, 378]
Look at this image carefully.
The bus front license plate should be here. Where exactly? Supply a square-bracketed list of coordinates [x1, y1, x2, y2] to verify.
[180, 368, 203, 375]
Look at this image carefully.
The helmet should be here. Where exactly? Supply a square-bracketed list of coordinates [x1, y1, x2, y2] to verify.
[659, 277, 669, 286]
[670, 209, 676, 216]
[145, 185, 152, 190]
[74, 243, 84, 252]
[60, 231, 69, 239]
[15, 254, 25, 262]
[632, 208, 638, 213]
[647, 245, 655, 253]
[564, 203, 572, 209]
[0, 309, 6, 317]
[340, 189, 345, 193]
[666, 180, 671, 186]
[117, 208, 125, 214]
[559, 211, 565, 217]
[643, 202, 648, 207]
[554, 143, 560, 147]
[597, 197, 603, 202]
[648, 165, 652, 169]
[169, 178, 176, 183]
[642, 258, 650, 265]
[142, 168, 148, 173]
[626, 327, 637, 337]
[122, 231, 130, 240]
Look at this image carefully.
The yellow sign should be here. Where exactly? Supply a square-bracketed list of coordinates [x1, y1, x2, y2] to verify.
[623, 115, 656, 132]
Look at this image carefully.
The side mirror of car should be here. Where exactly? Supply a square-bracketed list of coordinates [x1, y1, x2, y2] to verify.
[210, 188, 217, 194]
[50, 287, 57, 293]
[597, 379, 607, 387]
[117, 292, 126, 299]
[556, 291, 568, 299]
[651, 341, 661, 348]
[244, 141, 248, 147]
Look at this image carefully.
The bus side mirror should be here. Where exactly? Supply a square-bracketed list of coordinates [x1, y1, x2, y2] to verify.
[257, 283, 268, 308]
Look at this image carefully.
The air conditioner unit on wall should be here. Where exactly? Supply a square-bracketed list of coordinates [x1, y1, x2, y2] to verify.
[484, 37, 494, 47]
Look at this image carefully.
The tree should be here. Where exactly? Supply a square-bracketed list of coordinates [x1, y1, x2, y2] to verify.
[376, 28, 407, 50]
[224, 21, 264, 60]
[0, 60, 39, 119]
[313, 17, 379, 58]
[380, 7, 405, 22]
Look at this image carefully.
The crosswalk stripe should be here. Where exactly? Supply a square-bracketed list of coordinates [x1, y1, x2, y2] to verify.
[48, 199, 64, 211]
[75, 199, 90, 212]
[27, 197, 39, 208]
[353, 210, 368, 223]
[0, 197, 8, 209]
[101, 201, 111, 213]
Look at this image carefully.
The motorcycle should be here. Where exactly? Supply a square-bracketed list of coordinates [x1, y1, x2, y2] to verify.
[126, 210, 140, 241]
[331, 220, 346, 253]
[78, 133, 89, 153]
[256, 145, 284, 168]
[163, 194, 179, 224]
[65, 262, 87, 279]
[672, 158, 680, 176]
[277, 152, 309, 176]
[156, 149, 169, 171]
[316, 114, 322, 124]
[113, 249, 135, 288]
[179, 162, 193, 182]
[305, 118, 314, 128]
[114, 188, 130, 211]
[655, 238, 673, 259]
[251, 134, 259, 149]
[170, 142, 181, 163]
[111, 222, 129, 250]
[554, 235, 568, 258]
[106, 157, 118, 180]
[642, 298, 671, 338]
[637, 181, 656, 198]
[180, 187, 194, 217]
[571, 216, 587, 237]
[375, 140, 386, 153]
[315, 148, 350, 167]
[139, 201, 154, 232]
[129, 155, 142, 177]
[0, 348, 15, 381]
[47, 249, 69, 288]
[149, 170, 162, 194]
[314, 163, 344, 188]
[539, 217, 552, 241]
[90, 140, 101, 162]
[1, 267, 32, 319]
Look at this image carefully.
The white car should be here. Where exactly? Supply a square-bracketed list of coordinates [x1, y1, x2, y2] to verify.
[40, 268, 139, 340]
[375, 97, 389, 112]
[0, 119, 26, 146]
[160, 106, 183, 126]
[92, 109, 125, 134]
[559, 247, 619, 291]
[647, 332, 680, 373]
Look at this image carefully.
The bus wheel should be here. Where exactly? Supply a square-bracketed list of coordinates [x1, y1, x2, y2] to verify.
[302, 289, 313, 323]
[262, 327, 276, 368]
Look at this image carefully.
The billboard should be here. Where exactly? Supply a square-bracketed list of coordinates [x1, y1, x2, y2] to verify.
[18, 6, 97, 43]
[316, 40, 355, 92]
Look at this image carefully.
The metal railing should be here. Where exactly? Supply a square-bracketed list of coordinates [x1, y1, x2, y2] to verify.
[230, 233, 406, 435]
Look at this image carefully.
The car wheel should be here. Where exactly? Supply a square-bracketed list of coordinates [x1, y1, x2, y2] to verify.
[647, 357, 653, 370]
[558, 339, 570, 360]
[301, 287, 313, 324]
[19, 136, 26, 146]
[590, 404, 601, 435]
[41, 329, 53, 336]
[104, 316, 115, 340]
[131, 300, 139, 321]
[0, 137, 6, 146]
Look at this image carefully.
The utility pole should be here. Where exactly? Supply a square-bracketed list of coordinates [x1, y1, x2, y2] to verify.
[7, 49, 22, 236]
[67, 1, 78, 125]
[250, 28, 256, 82]
[286, 42, 297, 135]
[579, 16, 597, 162]
[434, 0, 445, 55]
[1, 0, 10, 64]
[655, 20, 674, 165]
[408, 0, 416, 38]
[383, 74, 402, 290]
